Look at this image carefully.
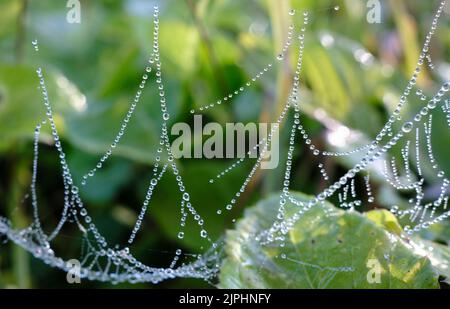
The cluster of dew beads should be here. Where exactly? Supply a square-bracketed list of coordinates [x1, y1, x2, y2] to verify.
[251, 0, 449, 247]
[0, 1, 449, 286]
[443, 98, 450, 127]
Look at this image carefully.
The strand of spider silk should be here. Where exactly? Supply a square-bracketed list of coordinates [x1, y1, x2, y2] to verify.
[433, 178, 450, 210]
[172, 199, 189, 267]
[208, 137, 266, 185]
[424, 115, 445, 178]
[221, 124, 278, 214]
[408, 179, 425, 222]
[405, 208, 450, 235]
[48, 157, 81, 242]
[276, 11, 309, 222]
[364, 172, 375, 203]
[220, 12, 310, 215]
[270, 83, 450, 242]
[81, 61, 155, 186]
[415, 127, 423, 176]
[128, 163, 168, 244]
[151, 6, 215, 250]
[213, 138, 267, 216]
[189, 9, 298, 114]
[401, 140, 412, 183]
[127, 161, 167, 244]
[390, 157, 403, 187]
[170, 200, 186, 268]
[30, 122, 47, 245]
[361, 0, 446, 160]
[34, 58, 81, 244]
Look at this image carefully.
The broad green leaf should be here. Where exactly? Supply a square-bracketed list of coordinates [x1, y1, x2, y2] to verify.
[219, 192, 439, 288]
[413, 237, 450, 280]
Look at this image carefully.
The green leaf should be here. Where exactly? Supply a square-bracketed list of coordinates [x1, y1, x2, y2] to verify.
[411, 237, 450, 280]
[219, 192, 439, 288]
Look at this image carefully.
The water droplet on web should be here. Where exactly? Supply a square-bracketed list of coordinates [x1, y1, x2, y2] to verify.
[31, 39, 39, 51]
[277, 54, 284, 61]
[162, 113, 170, 121]
[334, 5, 340, 11]
[182, 192, 190, 201]
[402, 122, 413, 133]
[200, 230, 207, 238]
[177, 232, 184, 239]
[289, 9, 296, 16]
[71, 186, 79, 195]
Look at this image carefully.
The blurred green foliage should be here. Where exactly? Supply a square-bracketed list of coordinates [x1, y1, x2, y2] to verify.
[0, 0, 448, 288]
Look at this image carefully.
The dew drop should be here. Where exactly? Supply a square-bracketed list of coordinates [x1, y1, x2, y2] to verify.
[182, 192, 190, 201]
[71, 186, 79, 195]
[289, 9, 296, 16]
[401, 122, 413, 133]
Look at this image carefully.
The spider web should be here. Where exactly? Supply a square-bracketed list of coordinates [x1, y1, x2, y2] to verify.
[0, 2, 449, 285]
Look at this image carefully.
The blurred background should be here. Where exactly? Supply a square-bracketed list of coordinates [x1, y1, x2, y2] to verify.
[0, 0, 449, 288]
